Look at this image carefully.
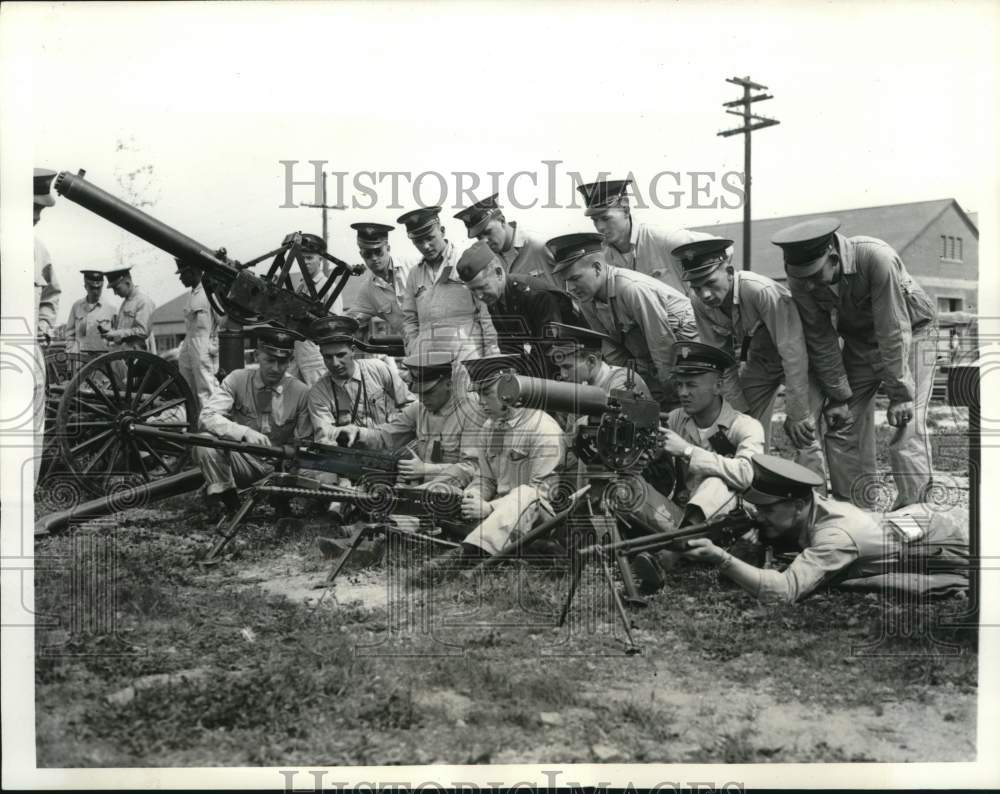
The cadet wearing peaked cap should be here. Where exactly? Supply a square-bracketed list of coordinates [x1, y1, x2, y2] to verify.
[308, 315, 361, 346]
[402, 350, 455, 394]
[400, 206, 499, 362]
[102, 267, 157, 353]
[103, 267, 132, 287]
[196, 325, 313, 515]
[463, 353, 525, 389]
[297, 232, 327, 254]
[34, 168, 57, 208]
[772, 215, 937, 510]
[347, 222, 412, 340]
[676, 235, 827, 484]
[65, 269, 117, 363]
[672, 341, 736, 375]
[681, 452, 968, 605]
[576, 177, 713, 293]
[548, 230, 699, 412]
[543, 322, 613, 354]
[285, 234, 330, 386]
[454, 193, 559, 287]
[458, 241, 581, 379]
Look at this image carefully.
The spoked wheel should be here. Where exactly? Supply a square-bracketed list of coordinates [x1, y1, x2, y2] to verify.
[55, 350, 198, 496]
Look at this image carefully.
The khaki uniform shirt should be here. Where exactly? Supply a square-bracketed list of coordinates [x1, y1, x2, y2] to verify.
[307, 357, 413, 443]
[114, 287, 156, 352]
[348, 258, 413, 337]
[601, 221, 711, 294]
[34, 238, 61, 337]
[200, 368, 312, 445]
[401, 241, 499, 360]
[65, 297, 116, 354]
[501, 223, 559, 288]
[695, 271, 812, 423]
[580, 266, 698, 388]
[788, 233, 937, 404]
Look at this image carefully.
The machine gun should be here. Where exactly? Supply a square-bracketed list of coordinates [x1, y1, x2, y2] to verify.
[54, 170, 359, 342]
[496, 373, 660, 472]
[559, 508, 762, 654]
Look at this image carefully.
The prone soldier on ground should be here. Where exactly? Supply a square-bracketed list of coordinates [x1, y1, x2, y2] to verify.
[674, 236, 826, 482]
[174, 258, 220, 406]
[346, 222, 413, 340]
[681, 455, 969, 603]
[64, 269, 116, 372]
[453, 192, 559, 288]
[548, 232, 700, 412]
[772, 218, 938, 510]
[101, 267, 156, 352]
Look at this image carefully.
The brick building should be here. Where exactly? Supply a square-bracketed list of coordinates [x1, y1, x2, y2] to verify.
[692, 198, 979, 313]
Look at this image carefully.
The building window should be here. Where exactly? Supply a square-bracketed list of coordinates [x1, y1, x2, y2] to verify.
[941, 235, 963, 262]
[937, 297, 964, 313]
[957, 237, 963, 260]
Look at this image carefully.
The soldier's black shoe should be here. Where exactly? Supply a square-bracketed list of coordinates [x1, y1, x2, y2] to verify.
[632, 551, 666, 595]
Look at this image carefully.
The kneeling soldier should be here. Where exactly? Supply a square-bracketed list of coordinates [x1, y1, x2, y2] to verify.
[682, 455, 969, 604]
[412, 354, 565, 581]
[195, 327, 313, 514]
[335, 350, 480, 483]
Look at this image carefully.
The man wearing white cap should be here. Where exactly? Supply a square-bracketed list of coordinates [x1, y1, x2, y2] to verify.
[65, 270, 117, 371]
[102, 267, 157, 353]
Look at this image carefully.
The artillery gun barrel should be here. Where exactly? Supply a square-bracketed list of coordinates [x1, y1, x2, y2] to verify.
[54, 171, 236, 276]
[129, 424, 292, 460]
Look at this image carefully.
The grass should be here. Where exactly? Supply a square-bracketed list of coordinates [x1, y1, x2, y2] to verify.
[33, 414, 979, 766]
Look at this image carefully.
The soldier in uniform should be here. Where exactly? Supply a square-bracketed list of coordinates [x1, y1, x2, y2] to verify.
[102, 267, 156, 352]
[305, 315, 412, 444]
[772, 218, 938, 509]
[412, 354, 565, 580]
[334, 351, 481, 484]
[64, 270, 117, 371]
[34, 168, 62, 486]
[544, 322, 650, 397]
[175, 258, 219, 406]
[289, 232, 329, 385]
[548, 232, 699, 411]
[195, 327, 313, 514]
[453, 192, 558, 287]
[578, 178, 709, 293]
[682, 455, 969, 604]
[674, 237, 825, 481]
[346, 222, 412, 339]
[456, 241, 581, 378]
[398, 206, 498, 361]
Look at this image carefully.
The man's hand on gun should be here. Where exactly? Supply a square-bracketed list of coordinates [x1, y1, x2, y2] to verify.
[242, 429, 272, 447]
[657, 426, 689, 457]
[397, 453, 429, 479]
[334, 424, 362, 447]
[680, 537, 726, 564]
[461, 492, 494, 521]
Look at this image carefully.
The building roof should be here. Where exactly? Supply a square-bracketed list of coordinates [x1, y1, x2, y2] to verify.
[151, 291, 188, 325]
[691, 198, 978, 279]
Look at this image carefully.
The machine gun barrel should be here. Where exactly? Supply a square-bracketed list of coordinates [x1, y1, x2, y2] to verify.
[497, 374, 610, 416]
[54, 171, 236, 277]
[581, 511, 760, 557]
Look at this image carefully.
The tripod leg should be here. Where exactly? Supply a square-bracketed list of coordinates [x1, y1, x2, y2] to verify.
[557, 551, 586, 628]
[322, 525, 373, 586]
[202, 491, 259, 565]
[599, 550, 640, 655]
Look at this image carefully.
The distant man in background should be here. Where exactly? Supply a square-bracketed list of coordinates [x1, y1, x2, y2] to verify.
[773, 218, 938, 510]
[674, 237, 825, 482]
[398, 206, 498, 361]
[65, 269, 116, 372]
[548, 232, 699, 411]
[578, 178, 709, 293]
[454, 192, 558, 287]
[102, 267, 156, 352]
[346, 222, 412, 340]
[289, 232, 329, 385]
[175, 258, 219, 406]
[33, 167, 62, 487]
[195, 327, 312, 516]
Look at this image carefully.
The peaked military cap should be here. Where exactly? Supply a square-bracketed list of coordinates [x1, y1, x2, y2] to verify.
[103, 267, 133, 286]
[350, 222, 394, 250]
[674, 237, 734, 283]
[577, 178, 631, 217]
[397, 207, 443, 239]
[742, 453, 825, 505]
[771, 217, 841, 278]
[463, 354, 525, 388]
[456, 240, 503, 283]
[672, 341, 736, 376]
[80, 269, 105, 284]
[546, 232, 605, 274]
[454, 193, 501, 238]
[174, 257, 203, 274]
[402, 350, 455, 394]
[308, 315, 360, 345]
[34, 167, 57, 207]
[294, 232, 327, 254]
[251, 325, 303, 360]
[543, 322, 612, 355]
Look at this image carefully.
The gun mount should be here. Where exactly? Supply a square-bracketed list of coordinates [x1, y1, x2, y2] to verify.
[496, 374, 661, 471]
[54, 170, 362, 335]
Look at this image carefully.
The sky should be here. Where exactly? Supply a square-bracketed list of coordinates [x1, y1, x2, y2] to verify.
[3, 0, 998, 322]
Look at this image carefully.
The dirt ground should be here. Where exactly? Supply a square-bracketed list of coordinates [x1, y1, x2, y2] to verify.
[33, 414, 978, 767]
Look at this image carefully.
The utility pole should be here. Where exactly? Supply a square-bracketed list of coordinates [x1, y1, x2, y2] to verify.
[301, 171, 347, 250]
[718, 76, 779, 271]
